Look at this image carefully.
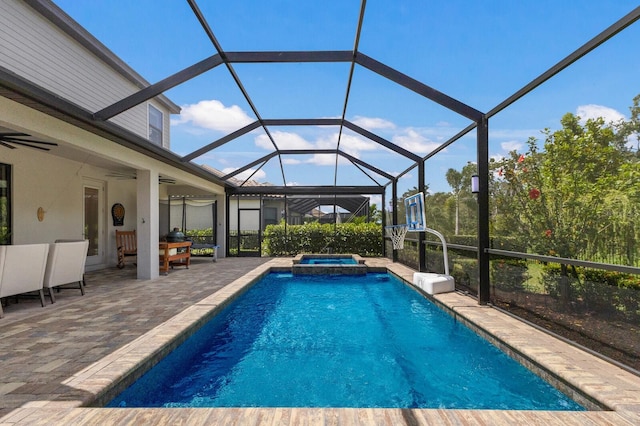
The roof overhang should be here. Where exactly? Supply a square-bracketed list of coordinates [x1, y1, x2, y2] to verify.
[0, 65, 233, 189]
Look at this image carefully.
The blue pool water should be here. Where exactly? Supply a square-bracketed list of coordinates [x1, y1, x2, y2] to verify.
[299, 257, 357, 265]
[108, 273, 584, 410]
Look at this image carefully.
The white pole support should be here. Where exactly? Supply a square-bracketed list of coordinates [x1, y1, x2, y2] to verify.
[424, 227, 449, 276]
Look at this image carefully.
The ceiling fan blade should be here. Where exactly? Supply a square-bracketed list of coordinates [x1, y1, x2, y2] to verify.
[1, 136, 58, 146]
[0, 141, 16, 149]
[0, 132, 29, 137]
[6, 140, 52, 151]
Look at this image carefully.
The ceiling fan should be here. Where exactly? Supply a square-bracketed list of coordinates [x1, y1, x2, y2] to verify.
[0, 132, 58, 151]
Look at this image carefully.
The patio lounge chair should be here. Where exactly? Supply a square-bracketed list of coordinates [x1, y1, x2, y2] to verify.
[0, 243, 50, 318]
[115, 230, 137, 269]
[43, 240, 89, 303]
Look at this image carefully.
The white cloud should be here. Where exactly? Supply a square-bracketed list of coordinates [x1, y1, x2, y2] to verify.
[500, 140, 523, 152]
[282, 158, 302, 165]
[368, 194, 382, 207]
[315, 135, 338, 150]
[392, 129, 440, 155]
[315, 133, 377, 157]
[351, 116, 396, 130]
[256, 131, 314, 150]
[626, 133, 639, 150]
[338, 133, 378, 156]
[254, 131, 377, 164]
[172, 100, 254, 133]
[286, 181, 301, 186]
[221, 167, 266, 182]
[307, 153, 345, 166]
[576, 104, 625, 124]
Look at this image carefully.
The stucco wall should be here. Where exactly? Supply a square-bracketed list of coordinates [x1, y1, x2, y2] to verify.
[1, 95, 226, 269]
[1, 145, 142, 268]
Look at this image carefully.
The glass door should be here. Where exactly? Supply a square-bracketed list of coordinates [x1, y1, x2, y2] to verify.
[238, 208, 261, 257]
[83, 180, 105, 267]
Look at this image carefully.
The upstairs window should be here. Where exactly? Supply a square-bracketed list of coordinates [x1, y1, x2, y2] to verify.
[148, 104, 163, 145]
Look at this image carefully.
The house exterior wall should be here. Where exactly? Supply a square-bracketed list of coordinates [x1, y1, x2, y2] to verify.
[0, 142, 142, 267]
[0, 1, 227, 273]
[0, 95, 224, 269]
[5, 148, 91, 244]
[0, 0, 173, 148]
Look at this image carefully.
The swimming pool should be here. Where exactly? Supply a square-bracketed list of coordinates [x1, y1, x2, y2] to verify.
[108, 272, 584, 410]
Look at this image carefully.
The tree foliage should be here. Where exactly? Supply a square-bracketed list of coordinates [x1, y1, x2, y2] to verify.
[492, 108, 639, 264]
[426, 95, 638, 267]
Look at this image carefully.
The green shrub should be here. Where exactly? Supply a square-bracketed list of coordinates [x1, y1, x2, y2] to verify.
[541, 263, 639, 319]
[491, 258, 528, 292]
[263, 222, 382, 256]
[542, 263, 640, 290]
[447, 235, 477, 247]
[452, 258, 478, 293]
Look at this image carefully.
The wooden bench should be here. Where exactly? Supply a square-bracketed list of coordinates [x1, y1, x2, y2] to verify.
[115, 230, 137, 269]
[188, 235, 219, 261]
[159, 241, 191, 275]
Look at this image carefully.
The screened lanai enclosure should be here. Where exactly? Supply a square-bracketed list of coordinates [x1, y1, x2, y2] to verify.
[226, 193, 372, 256]
[3, 1, 640, 371]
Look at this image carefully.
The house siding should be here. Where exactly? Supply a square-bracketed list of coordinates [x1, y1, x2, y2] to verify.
[0, 0, 171, 148]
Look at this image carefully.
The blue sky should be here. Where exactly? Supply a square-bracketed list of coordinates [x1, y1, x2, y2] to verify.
[53, 1, 640, 206]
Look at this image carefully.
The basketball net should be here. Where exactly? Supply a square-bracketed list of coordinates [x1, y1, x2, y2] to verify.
[385, 225, 408, 250]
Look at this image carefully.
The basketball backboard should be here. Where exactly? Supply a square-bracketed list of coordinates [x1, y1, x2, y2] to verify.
[404, 192, 426, 232]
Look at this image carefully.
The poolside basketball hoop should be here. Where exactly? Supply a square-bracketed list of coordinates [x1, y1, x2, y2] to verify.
[386, 192, 427, 250]
[385, 224, 408, 250]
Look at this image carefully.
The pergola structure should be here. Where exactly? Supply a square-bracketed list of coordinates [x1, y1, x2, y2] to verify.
[3, 0, 639, 303]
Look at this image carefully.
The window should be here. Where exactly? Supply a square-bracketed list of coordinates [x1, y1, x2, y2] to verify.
[148, 104, 163, 145]
[0, 163, 11, 245]
[264, 207, 278, 226]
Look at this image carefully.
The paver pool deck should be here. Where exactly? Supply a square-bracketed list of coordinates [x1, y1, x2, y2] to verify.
[1, 256, 639, 425]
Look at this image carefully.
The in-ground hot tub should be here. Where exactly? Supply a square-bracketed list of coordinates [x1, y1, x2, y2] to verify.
[292, 254, 367, 275]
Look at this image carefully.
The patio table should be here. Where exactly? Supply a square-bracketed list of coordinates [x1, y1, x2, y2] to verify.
[159, 241, 191, 275]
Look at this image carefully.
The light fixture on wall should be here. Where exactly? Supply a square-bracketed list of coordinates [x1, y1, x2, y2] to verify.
[471, 175, 479, 194]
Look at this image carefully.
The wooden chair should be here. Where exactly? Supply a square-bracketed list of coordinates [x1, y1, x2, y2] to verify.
[115, 230, 137, 269]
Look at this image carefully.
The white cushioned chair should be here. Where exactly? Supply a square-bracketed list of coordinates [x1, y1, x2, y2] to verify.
[43, 240, 89, 303]
[0, 243, 50, 318]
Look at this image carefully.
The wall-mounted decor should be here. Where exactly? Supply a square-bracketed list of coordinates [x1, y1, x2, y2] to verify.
[111, 203, 125, 226]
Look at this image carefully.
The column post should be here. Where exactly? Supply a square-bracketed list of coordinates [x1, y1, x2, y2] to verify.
[136, 169, 159, 280]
